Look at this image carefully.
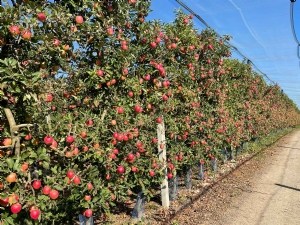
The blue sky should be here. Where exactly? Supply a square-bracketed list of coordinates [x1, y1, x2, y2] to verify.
[148, 0, 300, 108]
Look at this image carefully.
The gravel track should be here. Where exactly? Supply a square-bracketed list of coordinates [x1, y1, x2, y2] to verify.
[170, 130, 300, 225]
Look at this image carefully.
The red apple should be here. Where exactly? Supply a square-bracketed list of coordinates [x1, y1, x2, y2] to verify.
[111, 120, 117, 126]
[82, 145, 89, 152]
[113, 132, 119, 139]
[37, 12, 46, 22]
[21, 29, 32, 40]
[136, 140, 143, 148]
[171, 43, 177, 49]
[0, 197, 9, 207]
[75, 15, 84, 24]
[109, 153, 117, 160]
[116, 133, 124, 142]
[49, 189, 59, 200]
[83, 209, 93, 218]
[112, 148, 119, 155]
[50, 140, 58, 149]
[117, 107, 124, 114]
[168, 163, 175, 171]
[65, 135, 74, 144]
[96, 69, 104, 77]
[9, 25, 20, 36]
[147, 103, 152, 110]
[151, 138, 158, 144]
[84, 195, 91, 201]
[150, 42, 157, 49]
[149, 170, 155, 177]
[143, 74, 151, 81]
[87, 182, 93, 190]
[131, 166, 138, 173]
[85, 119, 94, 126]
[107, 27, 114, 36]
[45, 93, 53, 102]
[128, 91, 134, 98]
[127, 153, 135, 163]
[66, 170, 75, 179]
[10, 203, 22, 214]
[80, 131, 87, 139]
[167, 173, 173, 179]
[128, 0, 137, 4]
[122, 68, 129, 75]
[162, 80, 170, 88]
[155, 37, 161, 43]
[120, 40, 127, 46]
[134, 105, 143, 113]
[2, 138, 12, 146]
[116, 165, 125, 174]
[30, 208, 41, 220]
[156, 117, 163, 123]
[162, 94, 169, 101]
[123, 134, 129, 142]
[121, 44, 128, 51]
[24, 134, 32, 141]
[136, 152, 140, 158]
[32, 180, 42, 190]
[43, 135, 54, 145]
[53, 38, 61, 47]
[73, 175, 81, 185]
[42, 185, 51, 195]
[152, 162, 158, 169]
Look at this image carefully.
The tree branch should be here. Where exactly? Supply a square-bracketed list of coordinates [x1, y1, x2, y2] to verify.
[3, 108, 28, 156]
[13, 123, 34, 130]
[0, 145, 13, 149]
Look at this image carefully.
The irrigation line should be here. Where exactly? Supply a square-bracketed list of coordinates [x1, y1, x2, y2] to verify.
[174, 0, 276, 85]
[163, 130, 291, 223]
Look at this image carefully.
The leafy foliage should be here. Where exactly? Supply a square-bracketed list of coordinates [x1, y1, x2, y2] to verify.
[0, 1, 299, 224]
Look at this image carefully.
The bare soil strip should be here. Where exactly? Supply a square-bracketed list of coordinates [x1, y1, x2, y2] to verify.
[168, 129, 300, 225]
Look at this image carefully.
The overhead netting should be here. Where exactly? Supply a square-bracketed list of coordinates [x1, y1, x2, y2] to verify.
[149, 0, 300, 108]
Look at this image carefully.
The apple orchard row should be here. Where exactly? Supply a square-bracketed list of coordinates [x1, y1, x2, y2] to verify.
[1, 1, 300, 224]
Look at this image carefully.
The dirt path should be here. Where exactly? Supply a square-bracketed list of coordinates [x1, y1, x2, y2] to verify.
[171, 129, 300, 225]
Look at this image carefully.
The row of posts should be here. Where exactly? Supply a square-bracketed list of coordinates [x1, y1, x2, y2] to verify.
[80, 120, 250, 224]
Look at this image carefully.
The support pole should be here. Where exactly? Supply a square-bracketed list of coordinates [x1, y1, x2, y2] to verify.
[157, 118, 169, 208]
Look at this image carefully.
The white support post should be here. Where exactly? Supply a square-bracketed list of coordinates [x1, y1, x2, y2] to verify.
[157, 119, 169, 209]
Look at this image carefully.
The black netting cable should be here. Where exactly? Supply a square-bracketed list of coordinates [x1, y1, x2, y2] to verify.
[174, 0, 276, 84]
[290, 1, 300, 59]
[175, 0, 210, 28]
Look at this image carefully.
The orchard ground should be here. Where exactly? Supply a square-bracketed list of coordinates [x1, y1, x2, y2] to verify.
[102, 128, 300, 225]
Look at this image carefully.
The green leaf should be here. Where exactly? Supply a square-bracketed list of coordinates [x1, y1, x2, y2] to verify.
[38, 195, 49, 201]
[6, 158, 14, 169]
[13, 158, 20, 171]
[43, 162, 50, 169]
[30, 151, 37, 159]
[51, 166, 58, 174]
[53, 184, 63, 191]
[138, 179, 145, 191]
[6, 216, 15, 225]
